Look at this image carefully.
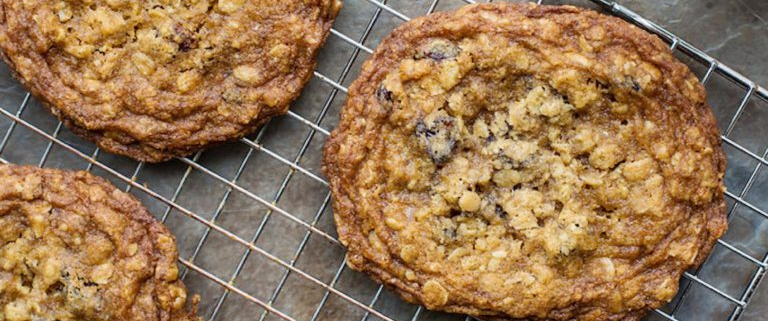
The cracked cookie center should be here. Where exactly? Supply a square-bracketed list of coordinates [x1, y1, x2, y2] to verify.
[373, 36, 707, 297]
[420, 80, 611, 262]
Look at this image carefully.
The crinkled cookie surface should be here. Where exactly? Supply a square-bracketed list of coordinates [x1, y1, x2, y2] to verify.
[323, 3, 727, 320]
[0, 165, 198, 321]
[0, 0, 342, 161]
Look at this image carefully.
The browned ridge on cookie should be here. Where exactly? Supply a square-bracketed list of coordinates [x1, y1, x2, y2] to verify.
[0, 0, 342, 162]
[0, 165, 200, 320]
[323, 3, 727, 320]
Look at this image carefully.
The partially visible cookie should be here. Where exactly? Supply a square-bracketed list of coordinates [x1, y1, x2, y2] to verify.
[0, 165, 199, 320]
[0, 0, 342, 162]
[324, 3, 726, 320]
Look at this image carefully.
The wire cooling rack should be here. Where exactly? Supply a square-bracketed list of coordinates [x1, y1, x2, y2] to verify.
[1, 0, 767, 320]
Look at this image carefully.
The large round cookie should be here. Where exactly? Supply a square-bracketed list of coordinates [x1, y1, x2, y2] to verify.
[323, 3, 727, 320]
[0, 0, 342, 162]
[0, 165, 198, 320]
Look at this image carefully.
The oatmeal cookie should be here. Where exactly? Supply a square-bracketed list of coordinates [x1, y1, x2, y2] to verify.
[0, 165, 199, 320]
[323, 3, 727, 320]
[0, 0, 342, 162]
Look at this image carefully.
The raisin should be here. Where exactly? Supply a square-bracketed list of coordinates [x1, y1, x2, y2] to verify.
[631, 80, 641, 92]
[495, 205, 507, 219]
[376, 85, 393, 103]
[419, 40, 460, 62]
[416, 112, 458, 164]
[173, 24, 195, 52]
[178, 36, 194, 52]
[425, 51, 448, 61]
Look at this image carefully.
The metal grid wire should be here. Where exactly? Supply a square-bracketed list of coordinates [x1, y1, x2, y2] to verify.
[1, 0, 767, 320]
